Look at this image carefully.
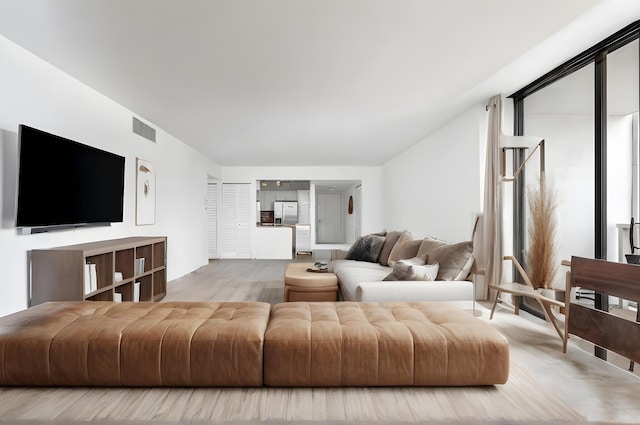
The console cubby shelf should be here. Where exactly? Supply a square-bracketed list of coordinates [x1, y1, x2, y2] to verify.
[30, 236, 167, 306]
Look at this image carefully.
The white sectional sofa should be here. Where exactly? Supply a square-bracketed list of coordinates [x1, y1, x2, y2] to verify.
[329, 230, 476, 304]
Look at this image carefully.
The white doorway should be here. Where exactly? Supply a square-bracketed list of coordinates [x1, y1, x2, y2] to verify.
[316, 192, 344, 243]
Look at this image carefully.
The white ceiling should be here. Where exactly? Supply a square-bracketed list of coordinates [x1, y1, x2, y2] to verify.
[0, 0, 637, 166]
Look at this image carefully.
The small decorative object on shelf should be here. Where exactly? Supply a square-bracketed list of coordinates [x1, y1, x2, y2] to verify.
[134, 282, 141, 302]
[84, 263, 97, 294]
[134, 257, 145, 274]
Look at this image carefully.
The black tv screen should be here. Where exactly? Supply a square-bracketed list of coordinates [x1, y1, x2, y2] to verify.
[16, 125, 125, 230]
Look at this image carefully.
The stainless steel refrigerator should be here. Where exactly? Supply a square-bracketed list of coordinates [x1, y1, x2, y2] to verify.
[273, 201, 298, 225]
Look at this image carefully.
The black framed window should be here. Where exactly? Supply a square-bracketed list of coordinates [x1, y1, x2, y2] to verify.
[510, 20, 640, 263]
[509, 21, 640, 359]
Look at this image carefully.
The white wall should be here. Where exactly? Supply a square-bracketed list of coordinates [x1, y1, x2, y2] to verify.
[381, 105, 485, 242]
[0, 36, 220, 316]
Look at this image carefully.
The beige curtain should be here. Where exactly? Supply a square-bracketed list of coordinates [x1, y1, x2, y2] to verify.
[481, 95, 504, 298]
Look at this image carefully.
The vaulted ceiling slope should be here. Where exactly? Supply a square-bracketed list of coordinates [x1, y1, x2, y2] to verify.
[1, 0, 638, 166]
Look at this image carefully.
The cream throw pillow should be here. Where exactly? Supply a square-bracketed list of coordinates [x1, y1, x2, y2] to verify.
[383, 257, 439, 281]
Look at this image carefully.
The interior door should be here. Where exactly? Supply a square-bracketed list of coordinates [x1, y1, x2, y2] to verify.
[207, 183, 217, 259]
[316, 193, 344, 243]
[222, 183, 252, 258]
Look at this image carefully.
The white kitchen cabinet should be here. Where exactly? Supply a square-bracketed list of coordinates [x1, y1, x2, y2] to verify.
[254, 227, 292, 259]
[295, 224, 311, 254]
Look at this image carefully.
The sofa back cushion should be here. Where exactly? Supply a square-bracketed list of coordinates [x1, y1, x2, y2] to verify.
[417, 236, 474, 281]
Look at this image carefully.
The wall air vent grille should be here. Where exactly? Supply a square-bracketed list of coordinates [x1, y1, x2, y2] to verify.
[132, 117, 156, 142]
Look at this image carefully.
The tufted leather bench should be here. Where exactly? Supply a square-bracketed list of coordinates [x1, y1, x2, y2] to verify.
[0, 301, 271, 386]
[264, 302, 509, 386]
[0, 301, 509, 387]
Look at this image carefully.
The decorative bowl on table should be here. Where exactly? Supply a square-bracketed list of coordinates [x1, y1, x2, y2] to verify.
[314, 261, 328, 271]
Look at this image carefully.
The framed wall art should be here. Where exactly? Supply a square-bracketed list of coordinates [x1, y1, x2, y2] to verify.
[136, 158, 156, 225]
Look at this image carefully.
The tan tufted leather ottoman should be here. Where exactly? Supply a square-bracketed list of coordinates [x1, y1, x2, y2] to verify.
[264, 302, 509, 386]
[0, 301, 271, 386]
[284, 262, 339, 302]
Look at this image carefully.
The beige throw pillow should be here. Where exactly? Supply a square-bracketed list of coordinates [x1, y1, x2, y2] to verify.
[378, 230, 408, 266]
[387, 235, 422, 266]
[417, 236, 474, 280]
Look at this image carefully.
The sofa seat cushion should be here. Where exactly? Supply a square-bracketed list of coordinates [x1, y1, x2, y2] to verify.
[0, 301, 271, 387]
[331, 260, 391, 300]
[263, 302, 509, 386]
[331, 259, 391, 273]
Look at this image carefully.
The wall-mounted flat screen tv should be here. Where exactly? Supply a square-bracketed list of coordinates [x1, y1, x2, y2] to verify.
[16, 125, 125, 231]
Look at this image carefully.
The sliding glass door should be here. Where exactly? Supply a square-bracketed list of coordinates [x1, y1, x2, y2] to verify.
[510, 22, 640, 329]
[523, 62, 596, 272]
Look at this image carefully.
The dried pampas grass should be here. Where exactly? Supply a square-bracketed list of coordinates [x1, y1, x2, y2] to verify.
[527, 176, 558, 290]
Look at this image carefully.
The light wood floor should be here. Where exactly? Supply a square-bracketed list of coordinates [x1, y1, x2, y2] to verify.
[0, 258, 638, 424]
[166, 259, 640, 423]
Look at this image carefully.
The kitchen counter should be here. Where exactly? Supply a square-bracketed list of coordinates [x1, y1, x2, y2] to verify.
[254, 225, 293, 259]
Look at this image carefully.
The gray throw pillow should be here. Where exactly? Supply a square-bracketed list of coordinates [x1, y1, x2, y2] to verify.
[345, 234, 386, 263]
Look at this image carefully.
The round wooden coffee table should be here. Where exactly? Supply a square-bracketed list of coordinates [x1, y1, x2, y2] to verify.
[283, 262, 338, 302]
